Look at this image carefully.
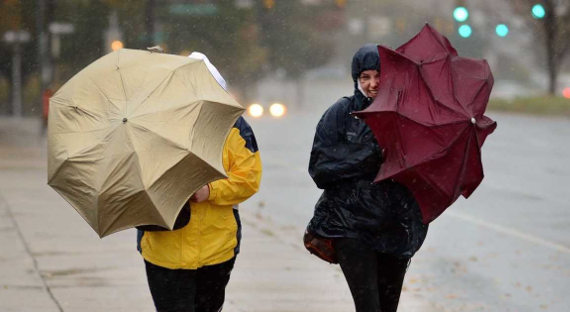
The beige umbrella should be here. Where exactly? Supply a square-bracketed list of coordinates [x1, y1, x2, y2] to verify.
[47, 49, 244, 237]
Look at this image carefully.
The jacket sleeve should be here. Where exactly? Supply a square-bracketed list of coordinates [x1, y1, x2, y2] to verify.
[309, 100, 380, 189]
[207, 119, 262, 206]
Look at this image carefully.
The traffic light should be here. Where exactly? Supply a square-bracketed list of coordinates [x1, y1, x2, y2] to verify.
[453, 1, 470, 38]
[458, 24, 472, 38]
[495, 24, 509, 37]
[532, 4, 546, 19]
[453, 6, 469, 22]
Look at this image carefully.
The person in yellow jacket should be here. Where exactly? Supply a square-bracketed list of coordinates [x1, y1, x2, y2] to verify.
[138, 52, 262, 312]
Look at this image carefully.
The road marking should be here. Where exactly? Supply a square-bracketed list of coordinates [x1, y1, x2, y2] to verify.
[446, 211, 570, 254]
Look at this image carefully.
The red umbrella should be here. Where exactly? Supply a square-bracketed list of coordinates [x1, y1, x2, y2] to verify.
[354, 24, 497, 224]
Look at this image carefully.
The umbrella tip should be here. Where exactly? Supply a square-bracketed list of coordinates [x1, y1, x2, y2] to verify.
[147, 45, 164, 53]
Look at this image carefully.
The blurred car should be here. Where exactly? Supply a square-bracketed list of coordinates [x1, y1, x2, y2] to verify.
[247, 102, 287, 118]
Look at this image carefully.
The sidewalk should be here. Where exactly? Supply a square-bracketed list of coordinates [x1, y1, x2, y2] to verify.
[0, 117, 432, 312]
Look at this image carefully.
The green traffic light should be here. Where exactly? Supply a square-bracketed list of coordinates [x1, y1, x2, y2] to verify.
[495, 24, 509, 37]
[453, 6, 469, 22]
[532, 4, 545, 19]
[458, 24, 472, 38]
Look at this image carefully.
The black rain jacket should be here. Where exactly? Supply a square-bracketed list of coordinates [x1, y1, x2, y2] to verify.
[307, 45, 427, 258]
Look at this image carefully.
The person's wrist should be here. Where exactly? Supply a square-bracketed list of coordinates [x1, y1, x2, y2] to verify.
[207, 183, 214, 200]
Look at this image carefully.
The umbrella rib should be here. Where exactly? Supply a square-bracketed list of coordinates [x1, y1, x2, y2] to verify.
[426, 26, 455, 56]
[127, 121, 189, 154]
[47, 156, 75, 187]
[129, 71, 177, 116]
[130, 100, 200, 120]
[51, 92, 106, 120]
[417, 61, 466, 117]
[384, 113, 470, 173]
[458, 77, 491, 116]
[116, 50, 130, 116]
[388, 131, 468, 212]
[96, 163, 136, 199]
[414, 171, 454, 206]
[417, 55, 447, 66]
[129, 61, 206, 117]
[48, 124, 112, 136]
[187, 102, 230, 168]
[451, 127, 473, 200]
[48, 102, 107, 136]
[390, 42, 465, 117]
[449, 58, 465, 118]
[403, 124, 470, 172]
[383, 49, 461, 119]
[68, 140, 107, 161]
[147, 153, 226, 195]
[88, 76, 117, 111]
[395, 110, 468, 128]
[395, 114, 409, 167]
[99, 191, 166, 237]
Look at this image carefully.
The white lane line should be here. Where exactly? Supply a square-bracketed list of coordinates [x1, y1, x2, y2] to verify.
[446, 211, 570, 254]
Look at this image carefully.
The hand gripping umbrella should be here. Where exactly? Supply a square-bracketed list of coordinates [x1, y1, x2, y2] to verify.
[47, 49, 244, 237]
[354, 24, 497, 223]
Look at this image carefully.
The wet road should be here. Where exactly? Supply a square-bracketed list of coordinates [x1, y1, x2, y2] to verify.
[243, 110, 570, 311]
[1, 108, 568, 311]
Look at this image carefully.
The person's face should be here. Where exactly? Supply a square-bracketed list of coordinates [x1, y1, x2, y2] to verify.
[358, 69, 380, 98]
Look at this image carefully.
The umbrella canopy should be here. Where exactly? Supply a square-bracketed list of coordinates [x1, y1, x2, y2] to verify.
[354, 24, 497, 224]
[47, 49, 244, 237]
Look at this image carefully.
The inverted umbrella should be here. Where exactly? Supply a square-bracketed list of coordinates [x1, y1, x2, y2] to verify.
[354, 24, 497, 223]
[48, 49, 244, 237]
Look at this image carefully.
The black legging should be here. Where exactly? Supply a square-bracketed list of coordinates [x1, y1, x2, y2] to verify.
[144, 257, 236, 312]
[335, 238, 410, 312]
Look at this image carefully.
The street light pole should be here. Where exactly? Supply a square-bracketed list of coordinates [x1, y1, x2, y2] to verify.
[3, 31, 30, 117]
[11, 38, 22, 117]
[37, 0, 51, 110]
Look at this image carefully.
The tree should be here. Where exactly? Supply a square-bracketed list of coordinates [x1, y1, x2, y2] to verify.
[159, 0, 267, 102]
[507, 0, 570, 94]
[51, 1, 108, 84]
[257, 0, 340, 107]
[105, 0, 148, 49]
[0, 0, 44, 115]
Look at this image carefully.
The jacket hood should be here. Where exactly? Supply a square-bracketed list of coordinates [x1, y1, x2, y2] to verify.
[351, 44, 380, 83]
[351, 44, 380, 109]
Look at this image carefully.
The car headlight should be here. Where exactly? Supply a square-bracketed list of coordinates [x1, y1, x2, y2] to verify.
[247, 103, 264, 118]
[269, 103, 286, 118]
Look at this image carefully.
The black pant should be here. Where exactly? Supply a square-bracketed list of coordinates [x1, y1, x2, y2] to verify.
[144, 258, 236, 312]
[335, 238, 410, 312]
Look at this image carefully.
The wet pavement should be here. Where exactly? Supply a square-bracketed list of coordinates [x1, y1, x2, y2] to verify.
[1, 110, 569, 311]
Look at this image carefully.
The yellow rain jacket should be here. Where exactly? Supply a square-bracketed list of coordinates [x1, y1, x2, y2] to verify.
[139, 117, 262, 269]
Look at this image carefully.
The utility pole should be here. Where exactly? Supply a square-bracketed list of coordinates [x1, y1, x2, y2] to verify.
[3, 31, 30, 117]
[145, 0, 156, 47]
[37, 0, 52, 112]
[12, 34, 22, 117]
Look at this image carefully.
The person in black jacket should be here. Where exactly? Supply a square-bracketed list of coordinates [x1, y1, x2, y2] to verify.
[307, 44, 428, 312]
